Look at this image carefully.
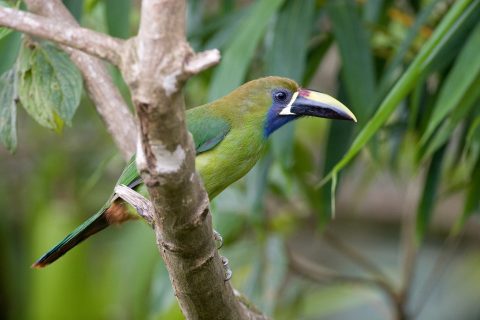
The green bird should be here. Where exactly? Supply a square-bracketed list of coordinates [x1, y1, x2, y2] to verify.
[33, 76, 356, 268]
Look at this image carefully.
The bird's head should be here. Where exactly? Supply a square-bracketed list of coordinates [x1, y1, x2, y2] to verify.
[262, 77, 356, 137]
[221, 77, 356, 137]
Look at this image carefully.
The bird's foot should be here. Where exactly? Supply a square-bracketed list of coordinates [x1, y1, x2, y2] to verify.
[213, 229, 223, 249]
[214, 231, 230, 280]
[221, 256, 232, 281]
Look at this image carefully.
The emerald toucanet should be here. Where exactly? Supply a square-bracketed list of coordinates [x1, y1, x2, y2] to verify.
[33, 76, 356, 268]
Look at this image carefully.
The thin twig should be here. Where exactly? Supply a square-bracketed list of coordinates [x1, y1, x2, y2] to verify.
[398, 179, 422, 320]
[184, 49, 222, 75]
[287, 247, 402, 320]
[411, 234, 463, 318]
[324, 230, 394, 285]
[114, 185, 154, 226]
[0, 7, 125, 65]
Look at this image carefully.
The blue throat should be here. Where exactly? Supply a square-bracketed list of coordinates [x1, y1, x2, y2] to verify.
[264, 103, 298, 138]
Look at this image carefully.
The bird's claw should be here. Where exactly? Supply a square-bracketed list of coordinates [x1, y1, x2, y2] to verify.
[215, 231, 230, 281]
[213, 229, 223, 249]
[221, 256, 232, 281]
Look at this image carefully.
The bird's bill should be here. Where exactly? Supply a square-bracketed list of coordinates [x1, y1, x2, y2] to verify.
[279, 89, 357, 122]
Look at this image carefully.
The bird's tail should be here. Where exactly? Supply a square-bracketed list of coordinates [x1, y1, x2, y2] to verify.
[31, 207, 109, 268]
[32, 201, 132, 268]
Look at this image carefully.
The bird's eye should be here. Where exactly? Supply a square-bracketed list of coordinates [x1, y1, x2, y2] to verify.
[273, 90, 289, 103]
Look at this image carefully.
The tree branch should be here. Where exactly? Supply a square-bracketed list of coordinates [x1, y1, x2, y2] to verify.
[114, 182, 267, 319]
[119, 0, 261, 318]
[22, 0, 136, 159]
[0, 6, 124, 65]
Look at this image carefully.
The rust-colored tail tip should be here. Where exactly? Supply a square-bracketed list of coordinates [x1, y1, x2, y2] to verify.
[31, 261, 47, 269]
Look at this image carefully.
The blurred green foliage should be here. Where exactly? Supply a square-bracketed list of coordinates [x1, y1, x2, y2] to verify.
[1, 0, 480, 319]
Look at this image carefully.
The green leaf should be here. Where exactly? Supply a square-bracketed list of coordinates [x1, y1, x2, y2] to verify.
[0, 29, 21, 75]
[262, 236, 288, 315]
[321, 119, 354, 221]
[326, 0, 376, 123]
[378, 0, 440, 100]
[330, 172, 337, 218]
[242, 236, 287, 316]
[0, 26, 12, 43]
[407, 77, 426, 132]
[105, 0, 131, 39]
[420, 74, 480, 160]
[416, 145, 446, 245]
[195, 7, 250, 50]
[63, 0, 84, 21]
[0, 68, 17, 152]
[319, 0, 479, 186]
[292, 140, 326, 225]
[266, 0, 315, 170]
[363, 0, 386, 24]
[422, 21, 480, 144]
[466, 116, 480, 152]
[319, 85, 354, 222]
[303, 34, 333, 85]
[17, 41, 83, 131]
[246, 153, 273, 224]
[186, 0, 204, 49]
[265, 0, 314, 82]
[208, 0, 285, 100]
[452, 154, 480, 235]
[423, 3, 480, 75]
[0, 0, 17, 41]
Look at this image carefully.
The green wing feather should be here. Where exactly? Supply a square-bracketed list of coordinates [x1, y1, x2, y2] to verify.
[32, 109, 231, 267]
[188, 113, 231, 154]
[116, 113, 231, 189]
[114, 155, 142, 190]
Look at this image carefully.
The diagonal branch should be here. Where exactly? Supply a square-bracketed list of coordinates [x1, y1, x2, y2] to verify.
[22, 0, 136, 159]
[0, 6, 124, 65]
[120, 0, 262, 318]
[324, 230, 394, 285]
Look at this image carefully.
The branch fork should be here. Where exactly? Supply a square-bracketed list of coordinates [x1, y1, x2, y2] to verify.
[184, 49, 221, 77]
[114, 185, 154, 226]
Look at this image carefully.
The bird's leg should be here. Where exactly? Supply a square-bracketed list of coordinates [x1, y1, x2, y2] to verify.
[206, 205, 228, 278]
[205, 202, 223, 249]
[116, 186, 231, 279]
[221, 256, 232, 281]
[114, 184, 154, 227]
